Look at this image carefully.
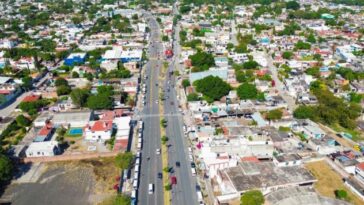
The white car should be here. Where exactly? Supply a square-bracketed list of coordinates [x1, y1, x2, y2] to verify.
[155, 100, 158, 104]
[156, 148, 161, 155]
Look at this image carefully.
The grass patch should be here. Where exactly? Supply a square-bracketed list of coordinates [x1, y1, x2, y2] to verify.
[305, 160, 364, 205]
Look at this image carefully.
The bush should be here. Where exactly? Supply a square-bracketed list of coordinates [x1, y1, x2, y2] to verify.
[240, 190, 264, 205]
[164, 183, 172, 191]
[335, 189, 348, 200]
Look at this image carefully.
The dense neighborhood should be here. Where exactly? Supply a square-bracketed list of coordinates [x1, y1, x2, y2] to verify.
[0, 0, 364, 205]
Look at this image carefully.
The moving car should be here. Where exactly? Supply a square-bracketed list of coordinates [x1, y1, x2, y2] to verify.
[148, 183, 154, 194]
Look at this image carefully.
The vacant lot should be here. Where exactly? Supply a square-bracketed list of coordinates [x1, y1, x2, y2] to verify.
[305, 160, 364, 205]
[2, 157, 119, 205]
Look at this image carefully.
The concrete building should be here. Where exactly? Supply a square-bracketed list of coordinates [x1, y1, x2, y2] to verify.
[25, 141, 59, 157]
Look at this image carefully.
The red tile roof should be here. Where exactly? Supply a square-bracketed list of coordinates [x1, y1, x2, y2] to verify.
[90, 121, 113, 132]
[241, 156, 260, 163]
[38, 124, 53, 136]
[23, 95, 40, 102]
[0, 90, 11, 94]
[357, 162, 364, 171]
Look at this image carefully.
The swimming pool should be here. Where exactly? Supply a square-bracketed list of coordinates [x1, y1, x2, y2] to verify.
[68, 128, 83, 135]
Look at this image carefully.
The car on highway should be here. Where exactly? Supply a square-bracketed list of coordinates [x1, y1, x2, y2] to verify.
[148, 184, 154, 194]
[156, 148, 161, 155]
[170, 176, 177, 185]
[158, 172, 163, 179]
[175, 161, 180, 167]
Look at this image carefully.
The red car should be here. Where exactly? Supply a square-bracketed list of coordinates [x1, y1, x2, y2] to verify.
[171, 176, 177, 185]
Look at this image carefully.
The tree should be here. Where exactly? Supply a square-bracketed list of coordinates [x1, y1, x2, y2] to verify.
[237, 83, 258, 100]
[266, 109, 283, 121]
[87, 94, 113, 110]
[56, 85, 72, 96]
[189, 51, 215, 72]
[114, 152, 134, 170]
[282, 51, 294, 60]
[240, 190, 264, 205]
[22, 76, 33, 90]
[243, 60, 259, 69]
[307, 33, 316, 43]
[55, 77, 68, 87]
[0, 154, 12, 182]
[72, 71, 79, 78]
[295, 40, 311, 50]
[194, 76, 231, 102]
[162, 35, 169, 42]
[187, 93, 200, 101]
[70, 88, 90, 107]
[97, 85, 114, 96]
[182, 79, 191, 89]
[15, 115, 31, 127]
[305, 67, 320, 78]
[286, 1, 300, 10]
[293, 105, 316, 119]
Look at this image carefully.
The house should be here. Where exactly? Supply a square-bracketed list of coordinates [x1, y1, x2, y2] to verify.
[25, 141, 59, 157]
[52, 111, 93, 127]
[189, 68, 228, 83]
[266, 186, 351, 205]
[355, 162, 364, 182]
[64, 53, 87, 66]
[120, 49, 142, 63]
[22, 94, 40, 103]
[34, 123, 54, 142]
[273, 154, 302, 167]
[215, 161, 316, 202]
[84, 120, 113, 142]
[308, 136, 341, 155]
[292, 119, 326, 139]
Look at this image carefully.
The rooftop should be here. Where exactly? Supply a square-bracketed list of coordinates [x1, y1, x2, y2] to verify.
[220, 161, 316, 192]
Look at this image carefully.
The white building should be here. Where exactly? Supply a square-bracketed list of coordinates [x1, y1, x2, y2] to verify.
[26, 141, 59, 157]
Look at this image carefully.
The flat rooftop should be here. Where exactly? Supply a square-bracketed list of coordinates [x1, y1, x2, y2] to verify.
[222, 162, 316, 192]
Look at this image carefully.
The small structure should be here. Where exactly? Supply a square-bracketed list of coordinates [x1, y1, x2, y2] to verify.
[34, 123, 54, 142]
[64, 53, 87, 66]
[273, 154, 302, 167]
[25, 141, 59, 157]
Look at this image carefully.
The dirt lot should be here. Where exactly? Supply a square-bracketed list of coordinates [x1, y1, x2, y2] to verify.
[1, 157, 120, 205]
[305, 160, 364, 205]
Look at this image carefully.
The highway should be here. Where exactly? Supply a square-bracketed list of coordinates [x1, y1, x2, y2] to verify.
[162, 3, 199, 205]
[137, 13, 164, 205]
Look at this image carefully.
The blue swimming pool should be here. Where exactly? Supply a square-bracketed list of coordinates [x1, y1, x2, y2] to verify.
[68, 128, 83, 135]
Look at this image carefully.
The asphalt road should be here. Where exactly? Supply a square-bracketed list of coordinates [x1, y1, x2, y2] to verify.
[137, 13, 164, 205]
[162, 3, 199, 205]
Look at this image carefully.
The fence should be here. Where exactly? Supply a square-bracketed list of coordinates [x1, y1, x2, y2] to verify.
[22, 151, 119, 163]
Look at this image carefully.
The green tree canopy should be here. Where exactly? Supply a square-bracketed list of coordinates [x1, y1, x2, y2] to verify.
[194, 76, 231, 102]
[114, 152, 134, 170]
[189, 51, 215, 72]
[182, 79, 191, 88]
[55, 77, 69, 87]
[15, 115, 31, 127]
[237, 83, 258, 100]
[266, 109, 283, 121]
[282, 51, 294, 60]
[87, 94, 113, 110]
[22, 76, 33, 90]
[0, 154, 13, 182]
[240, 190, 265, 205]
[70, 88, 90, 107]
[286, 1, 300, 10]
